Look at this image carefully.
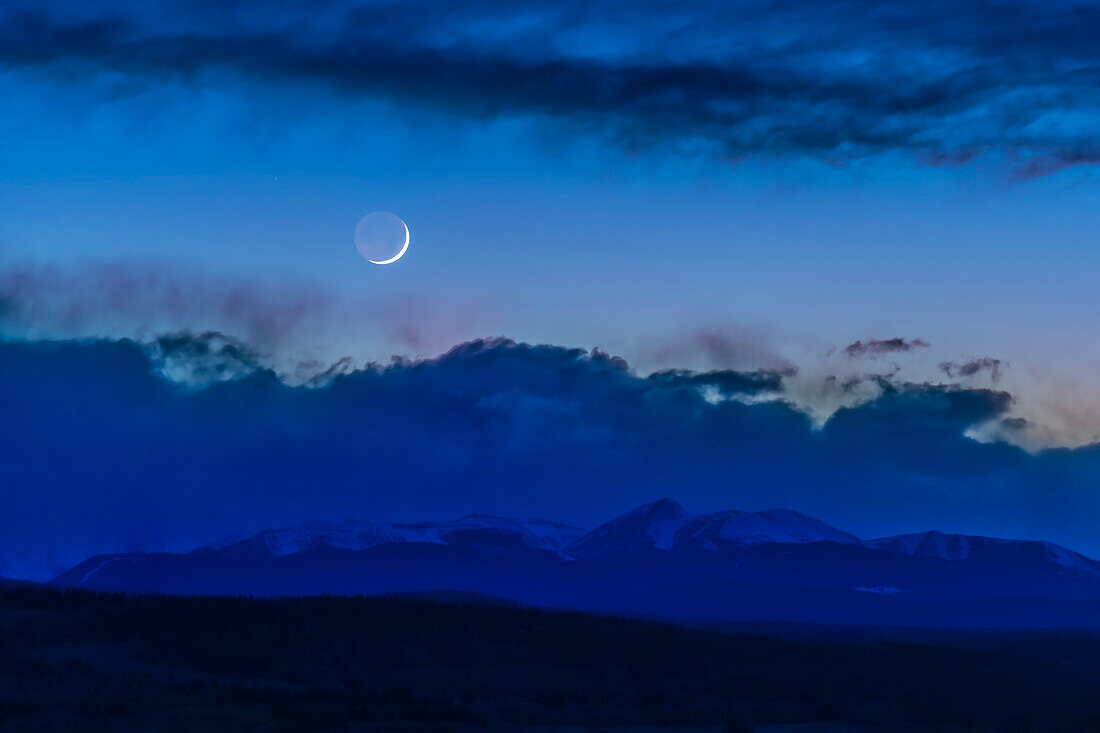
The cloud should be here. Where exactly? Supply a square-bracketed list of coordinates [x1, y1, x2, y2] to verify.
[2, 333, 1100, 581]
[2, 0, 1100, 173]
[844, 338, 930, 358]
[149, 331, 272, 385]
[939, 357, 1005, 382]
[646, 367, 789, 398]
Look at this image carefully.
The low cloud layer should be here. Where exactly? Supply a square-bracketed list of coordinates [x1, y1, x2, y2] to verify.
[0, 263, 1075, 447]
[2, 333, 1099, 580]
[2, 0, 1099, 173]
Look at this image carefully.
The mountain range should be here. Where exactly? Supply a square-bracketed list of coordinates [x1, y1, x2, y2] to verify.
[50, 499, 1100, 628]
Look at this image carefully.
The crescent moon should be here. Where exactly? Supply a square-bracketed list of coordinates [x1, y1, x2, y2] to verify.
[369, 221, 409, 265]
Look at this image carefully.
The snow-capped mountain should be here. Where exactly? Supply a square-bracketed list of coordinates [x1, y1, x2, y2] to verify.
[209, 514, 586, 559]
[45, 499, 1100, 628]
[563, 498, 858, 559]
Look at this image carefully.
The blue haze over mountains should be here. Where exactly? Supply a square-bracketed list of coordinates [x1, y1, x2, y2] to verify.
[3, 334, 1100, 583]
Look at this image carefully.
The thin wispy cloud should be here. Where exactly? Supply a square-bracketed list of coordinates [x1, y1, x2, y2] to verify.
[0, 263, 482, 371]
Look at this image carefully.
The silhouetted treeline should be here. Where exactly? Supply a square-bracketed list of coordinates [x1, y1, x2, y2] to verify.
[1, 586, 1098, 731]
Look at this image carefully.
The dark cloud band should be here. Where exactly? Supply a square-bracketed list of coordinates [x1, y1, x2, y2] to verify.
[939, 357, 1005, 381]
[844, 338, 930, 358]
[2, 0, 1099, 172]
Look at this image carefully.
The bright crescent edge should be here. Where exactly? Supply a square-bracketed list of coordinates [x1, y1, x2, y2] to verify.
[368, 220, 410, 265]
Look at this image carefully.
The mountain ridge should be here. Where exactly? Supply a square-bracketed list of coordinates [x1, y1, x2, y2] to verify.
[206, 514, 587, 559]
[45, 499, 1100, 628]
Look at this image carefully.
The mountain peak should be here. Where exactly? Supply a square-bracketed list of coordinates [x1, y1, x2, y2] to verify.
[562, 499, 687, 560]
[628, 498, 688, 522]
[563, 500, 857, 559]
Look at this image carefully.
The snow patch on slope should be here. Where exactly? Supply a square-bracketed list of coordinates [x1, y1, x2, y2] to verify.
[79, 556, 138, 584]
[676, 509, 860, 550]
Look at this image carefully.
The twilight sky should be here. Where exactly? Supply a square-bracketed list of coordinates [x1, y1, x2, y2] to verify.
[2, 0, 1100, 577]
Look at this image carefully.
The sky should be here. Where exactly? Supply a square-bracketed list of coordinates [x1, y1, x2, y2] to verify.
[2, 0, 1100, 578]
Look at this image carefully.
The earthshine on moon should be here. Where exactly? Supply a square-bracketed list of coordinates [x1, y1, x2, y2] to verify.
[355, 211, 409, 265]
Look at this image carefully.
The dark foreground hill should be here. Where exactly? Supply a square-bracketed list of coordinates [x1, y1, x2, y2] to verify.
[1, 587, 1099, 732]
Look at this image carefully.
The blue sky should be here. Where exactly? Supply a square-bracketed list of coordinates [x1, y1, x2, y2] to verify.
[2, 0, 1100, 575]
[4, 0, 1100, 438]
[4, 65, 1100, 447]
